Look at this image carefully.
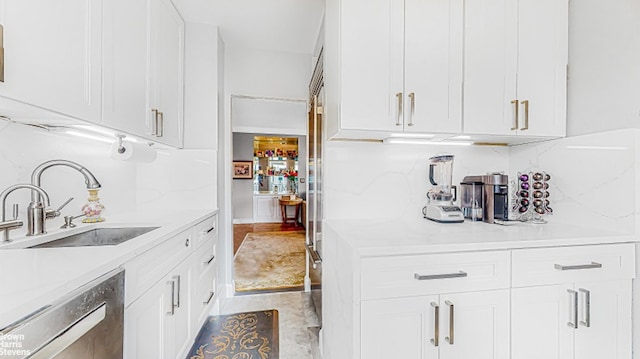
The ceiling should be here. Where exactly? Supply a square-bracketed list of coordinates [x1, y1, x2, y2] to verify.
[172, 0, 325, 55]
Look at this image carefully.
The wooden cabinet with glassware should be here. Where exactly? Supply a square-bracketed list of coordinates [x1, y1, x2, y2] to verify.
[463, 0, 568, 138]
[0, 0, 102, 122]
[324, 0, 463, 139]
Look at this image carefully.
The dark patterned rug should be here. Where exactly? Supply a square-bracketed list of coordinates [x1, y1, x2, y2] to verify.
[187, 310, 279, 359]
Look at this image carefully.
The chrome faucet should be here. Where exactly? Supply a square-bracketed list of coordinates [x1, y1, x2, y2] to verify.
[29, 160, 101, 231]
[0, 184, 51, 242]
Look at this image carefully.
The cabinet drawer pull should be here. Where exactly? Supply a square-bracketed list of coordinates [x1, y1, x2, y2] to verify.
[185, 238, 190, 247]
[445, 300, 455, 345]
[156, 111, 164, 137]
[520, 100, 529, 130]
[173, 275, 181, 308]
[510, 99, 518, 131]
[567, 289, 578, 329]
[408, 92, 415, 127]
[204, 226, 215, 234]
[151, 108, 159, 135]
[579, 288, 591, 328]
[166, 280, 175, 315]
[554, 262, 602, 271]
[414, 271, 467, 281]
[203, 291, 214, 305]
[430, 302, 439, 347]
[204, 254, 215, 265]
[395, 92, 403, 126]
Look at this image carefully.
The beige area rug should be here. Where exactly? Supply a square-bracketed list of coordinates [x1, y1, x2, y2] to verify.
[234, 231, 309, 292]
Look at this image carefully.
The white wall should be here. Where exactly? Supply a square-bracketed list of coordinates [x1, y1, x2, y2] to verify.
[183, 22, 221, 149]
[232, 132, 256, 221]
[567, 0, 640, 136]
[225, 46, 312, 100]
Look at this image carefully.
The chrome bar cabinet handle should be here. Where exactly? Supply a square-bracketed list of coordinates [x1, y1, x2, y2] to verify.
[430, 302, 439, 347]
[554, 262, 602, 271]
[567, 289, 578, 329]
[520, 100, 529, 130]
[173, 275, 181, 308]
[167, 280, 175, 315]
[204, 254, 215, 265]
[151, 108, 158, 135]
[445, 300, 454, 345]
[203, 291, 214, 305]
[414, 271, 467, 281]
[579, 288, 591, 327]
[156, 111, 164, 137]
[408, 92, 415, 126]
[510, 99, 519, 131]
[395, 92, 403, 126]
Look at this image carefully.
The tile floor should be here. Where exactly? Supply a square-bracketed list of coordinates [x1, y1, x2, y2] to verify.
[219, 291, 322, 359]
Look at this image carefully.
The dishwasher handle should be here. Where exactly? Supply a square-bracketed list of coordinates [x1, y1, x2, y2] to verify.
[30, 304, 107, 359]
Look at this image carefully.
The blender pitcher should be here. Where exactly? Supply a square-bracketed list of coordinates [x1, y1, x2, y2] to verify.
[424, 154, 464, 223]
[428, 155, 455, 203]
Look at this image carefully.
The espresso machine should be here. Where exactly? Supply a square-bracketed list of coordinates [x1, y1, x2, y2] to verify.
[423, 155, 464, 223]
[460, 173, 509, 223]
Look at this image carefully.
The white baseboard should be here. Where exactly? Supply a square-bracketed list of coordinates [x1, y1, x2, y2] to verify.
[233, 218, 255, 224]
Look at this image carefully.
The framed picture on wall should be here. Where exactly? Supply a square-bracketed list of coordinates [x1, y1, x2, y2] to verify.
[233, 161, 253, 179]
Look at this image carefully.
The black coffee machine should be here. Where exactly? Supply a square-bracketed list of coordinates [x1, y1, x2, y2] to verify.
[460, 173, 509, 223]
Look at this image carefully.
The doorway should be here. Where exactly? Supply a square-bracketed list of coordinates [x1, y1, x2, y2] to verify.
[231, 133, 307, 294]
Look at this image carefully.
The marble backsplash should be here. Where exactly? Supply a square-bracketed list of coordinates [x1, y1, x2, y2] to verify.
[509, 128, 639, 234]
[324, 129, 640, 234]
[323, 140, 510, 221]
[0, 121, 216, 235]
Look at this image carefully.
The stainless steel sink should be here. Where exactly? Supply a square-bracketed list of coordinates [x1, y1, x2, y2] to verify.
[28, 227, 159, 248]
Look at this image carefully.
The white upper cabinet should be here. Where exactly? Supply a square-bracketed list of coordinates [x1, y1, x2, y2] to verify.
[103, 0, 184, 147]
[0, 0, 102, 122]
[403, 0, 462, 134]
[148, 0, 184, 148]
[0, 0, 185, 147]
[326, 0, 462, 139]
[102, 0, 149, 137]
[463, 0, 568, 137]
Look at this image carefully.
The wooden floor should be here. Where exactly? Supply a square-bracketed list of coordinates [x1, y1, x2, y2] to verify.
[233, 223, 305, 255]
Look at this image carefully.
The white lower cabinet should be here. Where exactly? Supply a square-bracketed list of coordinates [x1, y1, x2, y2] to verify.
[125, 258, 191, 359]
[253, 195, 281, 223]
[124, 214, 218, 359]
[512, 280, 632, 359]
[361, 290, 509, 359]
[511, 244, 634, 359]
[326, 232, 636, 359]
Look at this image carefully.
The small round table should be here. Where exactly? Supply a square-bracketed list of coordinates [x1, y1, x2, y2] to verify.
[279, 196, 303, 226]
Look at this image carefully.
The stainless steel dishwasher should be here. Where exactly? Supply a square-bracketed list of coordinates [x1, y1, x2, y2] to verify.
[0, 269, 124, 358]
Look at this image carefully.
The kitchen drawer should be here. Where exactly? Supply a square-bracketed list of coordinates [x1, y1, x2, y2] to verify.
[193, 215, 217, 249]
[360, 251, 510, 300]
[192, 257, 216, 331]
[124, 229, 194, 306]
[194, 235, 216, 283]
[511, 243, 636, 287]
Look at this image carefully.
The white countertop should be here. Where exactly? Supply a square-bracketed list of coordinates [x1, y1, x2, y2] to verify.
[325, 217, 640, 257]
[0, 208, 217, 328]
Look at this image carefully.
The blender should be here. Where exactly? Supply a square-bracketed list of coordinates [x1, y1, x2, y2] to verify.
[423, 155, 464, 223]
